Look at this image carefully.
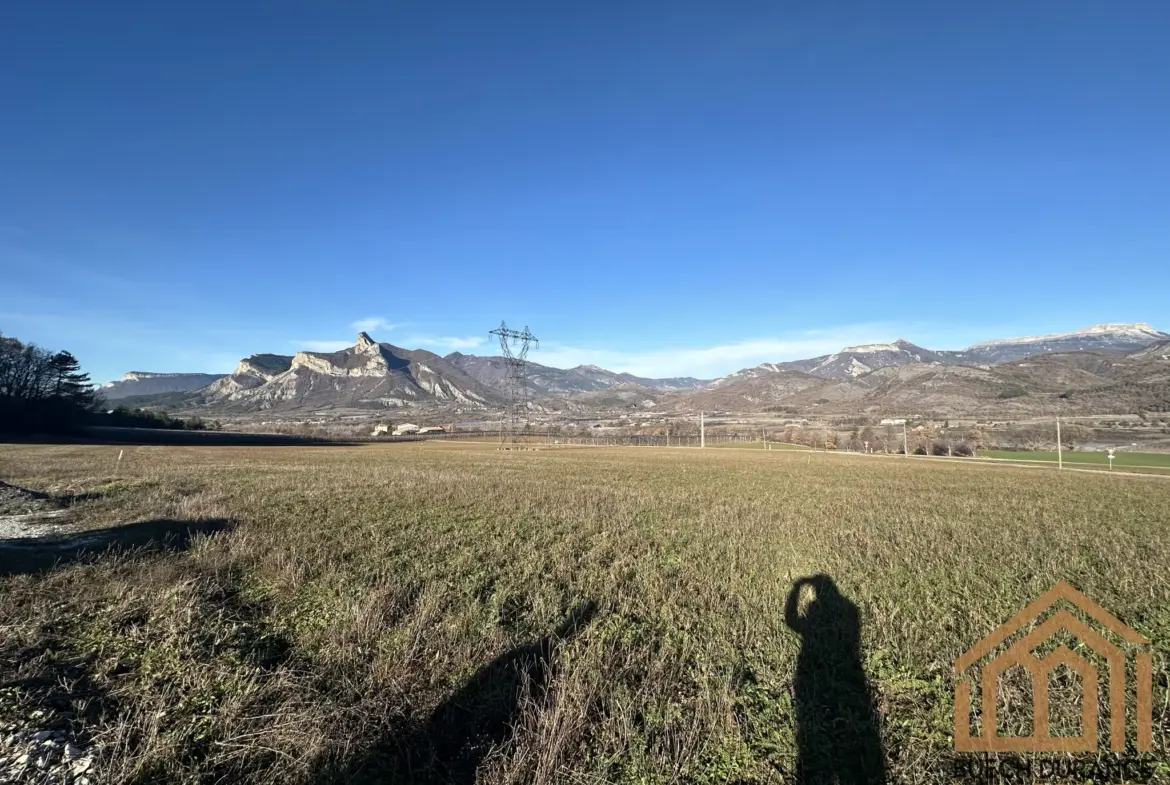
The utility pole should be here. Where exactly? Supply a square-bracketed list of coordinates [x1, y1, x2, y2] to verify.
[903, 422, 909, 457]
[1056, 418, 1063, 470]
[700, 411, 706, 449]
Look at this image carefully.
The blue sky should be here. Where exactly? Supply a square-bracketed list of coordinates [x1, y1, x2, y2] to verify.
[2, 1, 1168, 383]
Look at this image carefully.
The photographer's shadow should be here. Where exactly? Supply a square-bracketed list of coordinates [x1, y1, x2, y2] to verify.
[785, 575, 886, 785]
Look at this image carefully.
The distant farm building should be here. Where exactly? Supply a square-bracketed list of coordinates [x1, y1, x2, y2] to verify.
[419, 426, 446, 435]
[393, 423, 420, 435]
[371, 424, 392, 436]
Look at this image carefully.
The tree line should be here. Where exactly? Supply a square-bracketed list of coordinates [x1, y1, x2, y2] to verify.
[1, 330, 215, 435]
[0, 330, 96, 434]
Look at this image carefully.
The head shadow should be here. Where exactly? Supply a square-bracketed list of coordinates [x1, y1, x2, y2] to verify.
[785, 574, 886, 785]
[322, 600, 598, 785]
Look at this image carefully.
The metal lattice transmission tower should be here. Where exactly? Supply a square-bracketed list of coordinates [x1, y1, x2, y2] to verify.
[489, 322, 539, 444]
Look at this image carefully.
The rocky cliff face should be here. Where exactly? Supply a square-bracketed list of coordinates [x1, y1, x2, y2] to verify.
[205, 354, 294, 397]
[202, 334, 499, 411]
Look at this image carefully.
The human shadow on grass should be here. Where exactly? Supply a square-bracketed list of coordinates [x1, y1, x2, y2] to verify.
[327, 601, 598, 785]
[0, 518, 233, 577]
[785, 575, 886, 785]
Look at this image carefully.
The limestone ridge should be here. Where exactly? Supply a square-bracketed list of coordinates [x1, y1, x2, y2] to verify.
[101, 372, 226, 399]
[201, 332, 501, 411]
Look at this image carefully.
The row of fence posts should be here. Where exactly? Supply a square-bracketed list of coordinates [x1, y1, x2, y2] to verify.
[405, 417, 1089, 468]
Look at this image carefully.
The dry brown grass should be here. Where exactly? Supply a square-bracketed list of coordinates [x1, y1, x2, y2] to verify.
[1, 442, 1169, 783]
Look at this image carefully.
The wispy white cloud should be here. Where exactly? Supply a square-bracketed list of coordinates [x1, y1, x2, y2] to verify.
[530, 324, 919, 379]
[0, 309, 276, 383]
[291, 317, 399, 355]
[351, 316, 396, 333]
[291, 332, 485, 354]
[408, 335, 486, 351]
[295, 339, 353, 352]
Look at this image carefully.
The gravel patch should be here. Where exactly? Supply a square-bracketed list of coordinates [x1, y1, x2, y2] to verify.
[0, 483, 56, 518]
[0, 483, 73, 541]
[0, 726, 94, 784]
[0, 700, 96, 784]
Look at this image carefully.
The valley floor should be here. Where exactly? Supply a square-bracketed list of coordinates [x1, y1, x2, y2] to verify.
[1, 442, 1168, 783]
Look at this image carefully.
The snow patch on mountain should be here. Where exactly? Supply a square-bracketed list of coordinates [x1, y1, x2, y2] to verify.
[969, 323, 1165, 349]
[841, 344, 900, 353]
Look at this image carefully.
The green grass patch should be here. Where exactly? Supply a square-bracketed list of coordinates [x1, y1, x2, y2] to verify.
[980, 449, 1170, 469]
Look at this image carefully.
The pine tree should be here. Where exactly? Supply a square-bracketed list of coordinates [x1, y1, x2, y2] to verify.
[49, 351, 95, 408]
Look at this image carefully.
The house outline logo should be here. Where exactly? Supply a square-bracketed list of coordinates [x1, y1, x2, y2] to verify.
[954, 581, 1153, 754]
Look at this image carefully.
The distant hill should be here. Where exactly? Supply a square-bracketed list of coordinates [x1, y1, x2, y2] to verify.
[679, 341, 1170, 416]
[445, 353, 707, 396]
[685, 370, 824, 411]
[951, 323, 1169, 364]
[719, 339, 946, 382]
[101, 372, 225, 400]
[720, 323, 1169, 383]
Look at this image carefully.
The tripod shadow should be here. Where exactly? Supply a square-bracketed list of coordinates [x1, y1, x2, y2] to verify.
[785, 575, 885, 785]
[330, 601, 598, 784]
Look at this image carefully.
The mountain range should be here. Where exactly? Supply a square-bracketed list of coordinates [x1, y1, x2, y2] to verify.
[717, 323, 1169, 383]
[103, 371, 226, 400]
[444, 353, 704, 395]
[103, 323, 1170, 417]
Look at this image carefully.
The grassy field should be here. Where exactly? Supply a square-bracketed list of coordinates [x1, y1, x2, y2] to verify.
[979, 449, 1170, 471]
[2, 442, 1169, 784]
[707, 441, 809, 451]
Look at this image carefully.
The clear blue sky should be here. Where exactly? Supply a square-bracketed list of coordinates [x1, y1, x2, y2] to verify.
[2, 1, 1168, 382]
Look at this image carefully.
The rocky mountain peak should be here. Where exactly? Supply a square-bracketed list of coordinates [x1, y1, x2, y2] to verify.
[356, 331, 377, 351]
